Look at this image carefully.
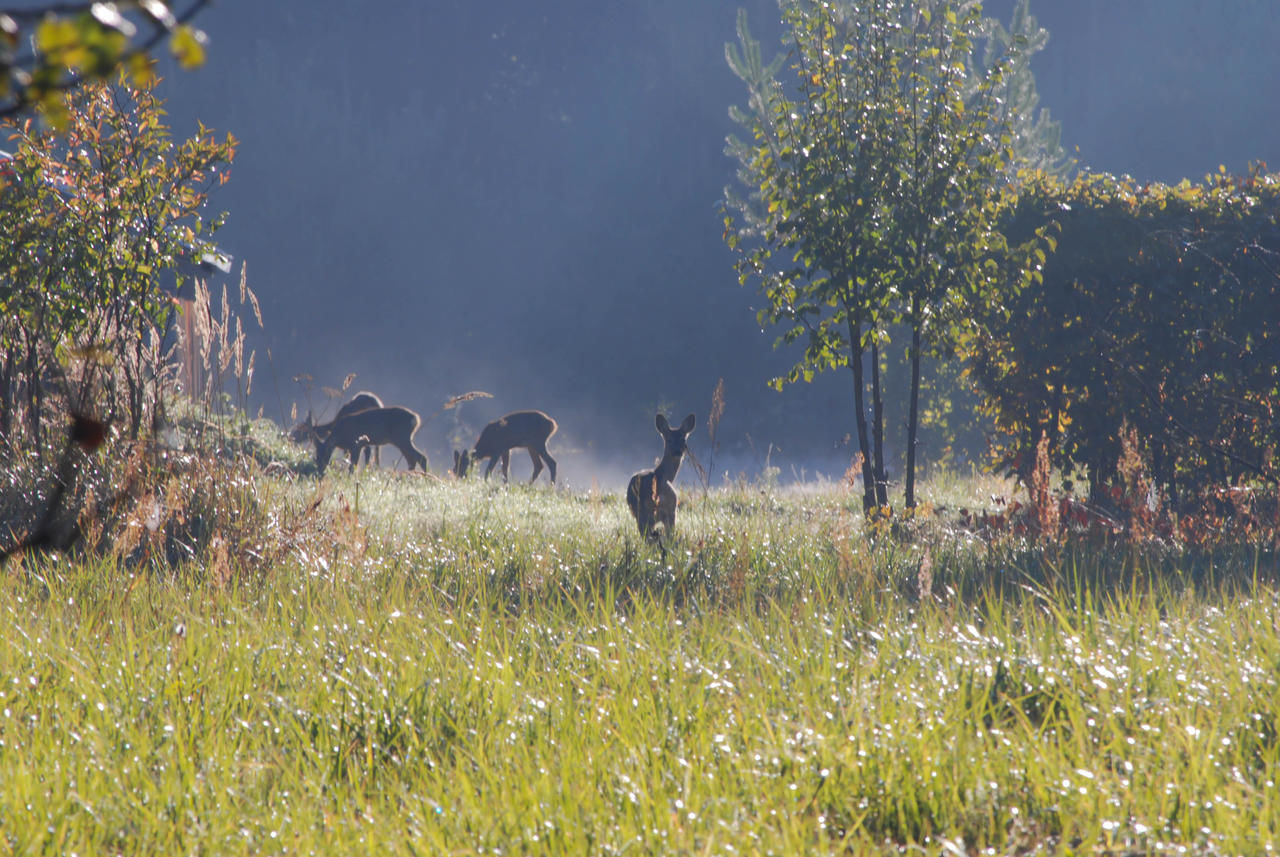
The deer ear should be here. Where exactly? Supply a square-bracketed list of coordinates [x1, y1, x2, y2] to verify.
[656, 413, 670, 433]
[680, 413, 696, 433]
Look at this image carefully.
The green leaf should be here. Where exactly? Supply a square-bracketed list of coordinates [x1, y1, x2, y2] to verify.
[170, 24, 207, 70]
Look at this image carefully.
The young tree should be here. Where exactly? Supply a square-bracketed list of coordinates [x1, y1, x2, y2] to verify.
[0, 73, 236, 444]
[980, 0, 1074, 180]
[724, 0, 1042, 511]
[724, 3, 901, 511]
[892, 1, 1039, 509]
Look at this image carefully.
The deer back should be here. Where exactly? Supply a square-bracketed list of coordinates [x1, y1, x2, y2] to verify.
[473, 410, 557, 457]
[324, 405, 420, 448]
[334, 391, 383, 421]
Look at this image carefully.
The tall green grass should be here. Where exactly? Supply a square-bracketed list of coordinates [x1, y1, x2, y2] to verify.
[1, 459, 1277, 854]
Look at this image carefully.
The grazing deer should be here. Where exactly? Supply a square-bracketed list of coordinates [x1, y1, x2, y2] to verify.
[314, 405, 429, 476]
[290, 391, 384, 468]
[332, 391, 383, 466]
[627, 412, 696, 541]
[453, 410, 558, 485]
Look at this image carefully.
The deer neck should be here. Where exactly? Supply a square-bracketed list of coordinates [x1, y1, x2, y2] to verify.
[654, 450, 684, 484]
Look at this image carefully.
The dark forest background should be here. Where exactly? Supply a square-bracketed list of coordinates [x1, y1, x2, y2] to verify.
[142, 0, 1280, 488]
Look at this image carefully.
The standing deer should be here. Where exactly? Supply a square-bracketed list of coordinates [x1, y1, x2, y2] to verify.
[290, 391, 384, 468]
[453, 410, 558, 485]
[313, 405, 429, 476]
[626, 412, 696, 540]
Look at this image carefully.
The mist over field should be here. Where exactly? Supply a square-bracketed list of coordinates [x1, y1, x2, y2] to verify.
[148, 0, 1280, 489]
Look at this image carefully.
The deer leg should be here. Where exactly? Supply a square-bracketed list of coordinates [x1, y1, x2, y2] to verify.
[353, 434, 375, 473]
[535, 442, 557, 484]
[483, 455, 499, 480]
[629, 473, 661, 538]
[627, 476, 647, 535]
[500, 451, 512, 482]
[394, 441, 421, 472]
[659, 484, 678, 531]
[527, 447, 543, 484]
[342, 438, 361, 471]
[316, 439, 336, 477]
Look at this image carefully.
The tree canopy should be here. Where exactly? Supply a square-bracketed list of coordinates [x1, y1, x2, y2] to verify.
[724, 0, 1047, 512]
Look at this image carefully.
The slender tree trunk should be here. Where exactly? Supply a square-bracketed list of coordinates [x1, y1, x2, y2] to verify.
[846, 317, 877, 513]
[25, 332, 41, 449]
[905, 296, 923, 509]
[125, 363, 142, 439]
[0, 346, 13, 441]
[871, 340, 888, 508]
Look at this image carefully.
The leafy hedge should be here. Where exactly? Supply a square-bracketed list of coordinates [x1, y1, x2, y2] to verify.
[969, 167, 1280, 509]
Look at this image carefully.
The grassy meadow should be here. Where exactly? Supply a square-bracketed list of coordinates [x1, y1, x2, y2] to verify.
[1, 421, 1278, 855]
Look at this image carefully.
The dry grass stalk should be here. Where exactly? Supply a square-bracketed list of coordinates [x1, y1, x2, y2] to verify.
[722, 530, 749, 606]
[684, 447, 708, 487]
[217, 285, 232, 374]
[209, 534, 233, 588]
[75, 483, 103, 555]
[192, 278, 214, 380]
[1030, 429, 1059, 542]
[844, 453, 864, 494]
[1117, 421, 1154, 544]
[232, 316, 244, 379]
[832, 509, 857, 583]
[183, 264, 264, 414]
[709, 378, 726, 433]
[331, 494, 367, 557]
[443, 391, 494, 410]
[589, 477, 602, 525]
[916, 549, 934, 601]
[704, 377, 726, 489]
[240, 263, 263, 329]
